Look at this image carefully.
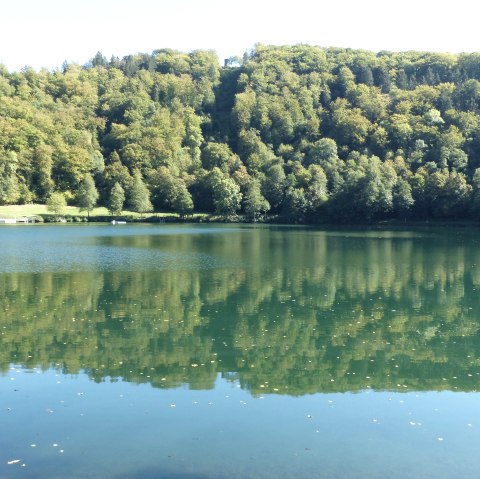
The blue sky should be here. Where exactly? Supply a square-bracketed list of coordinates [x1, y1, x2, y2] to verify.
[2, 0, 480, 71]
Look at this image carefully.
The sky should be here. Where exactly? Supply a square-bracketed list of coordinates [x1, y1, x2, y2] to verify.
[1, 0, 480, 71]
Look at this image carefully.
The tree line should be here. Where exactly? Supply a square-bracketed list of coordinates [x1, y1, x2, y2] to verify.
[4, 45, 480, 221]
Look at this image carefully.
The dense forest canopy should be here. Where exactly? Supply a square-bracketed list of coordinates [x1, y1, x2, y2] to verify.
[4, 45, 480, 221]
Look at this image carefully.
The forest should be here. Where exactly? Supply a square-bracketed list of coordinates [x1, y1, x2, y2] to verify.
[4, 44, 480, 222]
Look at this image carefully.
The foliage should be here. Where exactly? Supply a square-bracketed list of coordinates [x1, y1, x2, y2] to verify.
[4, 44, 480, 221]
[107, 182, 125, 216]
[128, 170, 153, 216]
[209, 167, 242, 217]
[244, 179, 270, 221]
[46, 192, 67, 217]
[76, 174, 99, 217]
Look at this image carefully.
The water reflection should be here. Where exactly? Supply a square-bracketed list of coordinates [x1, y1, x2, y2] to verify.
[1, 225, 480, 395]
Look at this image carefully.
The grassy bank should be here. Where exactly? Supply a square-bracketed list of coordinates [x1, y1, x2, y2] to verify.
[0, 204, 110, 218]
[0, 204, 210, 223]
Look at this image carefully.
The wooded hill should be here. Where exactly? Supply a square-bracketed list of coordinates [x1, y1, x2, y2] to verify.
[3, 44, 480, 222]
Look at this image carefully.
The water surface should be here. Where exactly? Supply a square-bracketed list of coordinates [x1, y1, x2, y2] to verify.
[1, 224, 480, 478]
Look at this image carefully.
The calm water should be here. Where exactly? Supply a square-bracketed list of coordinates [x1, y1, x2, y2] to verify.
[1, 224, 480, 478]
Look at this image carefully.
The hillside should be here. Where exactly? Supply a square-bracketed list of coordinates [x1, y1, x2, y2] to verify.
[2, 45, 480, 222]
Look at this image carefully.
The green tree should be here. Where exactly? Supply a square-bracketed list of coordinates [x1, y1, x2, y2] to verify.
[283, 185, 308, 223]
[46, 192, 67, 219]
[209, 168, 242, 217]
[31, 144, 54, 202]
[244, 179, 270, 221]
[76, 175, 99, 217]
[171, 183, 194, 218]
[0, 150, 20, 205]
[306, 165, 329, 212]
[128, 171, 153, 217]
[108, 182, 125, 216]
[330, 98, 371, 147]
[201, 142, 239, 173]
[393, 178, 414, 218]
[262, 163, 286, 211]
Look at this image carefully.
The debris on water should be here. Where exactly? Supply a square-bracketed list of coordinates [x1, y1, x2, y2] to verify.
[438, 437, 444, 441]
[170, 404, 176, 408]
[7, 460, 21, 465]
[30, 444, 36, 448]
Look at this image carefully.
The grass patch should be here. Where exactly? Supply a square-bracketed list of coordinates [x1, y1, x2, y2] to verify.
[0, 204, 112, 217]
[0, 204, 210, 221]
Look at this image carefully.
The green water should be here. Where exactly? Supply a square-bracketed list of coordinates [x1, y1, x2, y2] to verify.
[1, 224, 480, 478]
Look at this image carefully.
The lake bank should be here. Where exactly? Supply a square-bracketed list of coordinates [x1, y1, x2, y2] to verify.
[1, 204, 480, 228]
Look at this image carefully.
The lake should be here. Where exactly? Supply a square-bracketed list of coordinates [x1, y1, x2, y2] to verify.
[1, 223, 480, 478]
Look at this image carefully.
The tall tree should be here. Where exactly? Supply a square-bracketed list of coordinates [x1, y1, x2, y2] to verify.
[107, 182, 125, 216]
[0, 150, 20, 205]
[209, 168, 242, 217]
[76, 175, 99, 218]
[244, 179, 270, 221]
[128, 171, 153, 217]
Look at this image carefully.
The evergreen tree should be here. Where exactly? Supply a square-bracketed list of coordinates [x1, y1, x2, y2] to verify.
[128, 171, 153, 217]
[108, 182, 125, 216]
[76, 175, 99, 217]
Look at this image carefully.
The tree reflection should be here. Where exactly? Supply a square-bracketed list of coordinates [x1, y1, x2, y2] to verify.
[1, 227, 480, 395]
